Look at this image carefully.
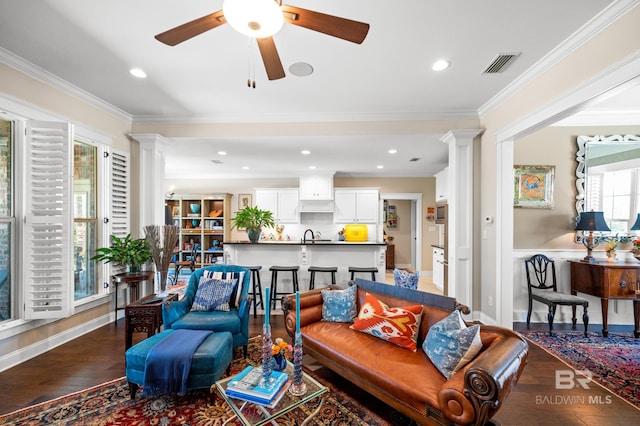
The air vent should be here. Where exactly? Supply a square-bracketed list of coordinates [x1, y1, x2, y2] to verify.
[409, 158, 420, 162]
[210, 159, 223, 164]
[482, 53, 521, 74]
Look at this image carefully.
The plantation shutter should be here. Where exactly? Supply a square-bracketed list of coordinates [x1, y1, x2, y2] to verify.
[23, 121, 73, 319]
[109, 150, 129, 276]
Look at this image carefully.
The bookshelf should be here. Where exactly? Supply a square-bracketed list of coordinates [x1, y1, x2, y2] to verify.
[165, 194, 231, 268]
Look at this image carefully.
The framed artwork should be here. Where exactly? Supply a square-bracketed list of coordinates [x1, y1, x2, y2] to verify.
[238, 194, 252, 209]
[514, 165, 555, 208]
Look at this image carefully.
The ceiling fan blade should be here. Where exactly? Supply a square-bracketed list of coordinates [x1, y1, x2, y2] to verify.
[282, 5, 369, 44]
[256, 37, 286, 81]
[155, 10, 226, 46]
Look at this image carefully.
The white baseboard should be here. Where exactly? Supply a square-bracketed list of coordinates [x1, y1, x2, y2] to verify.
[0, 313, 113, 373]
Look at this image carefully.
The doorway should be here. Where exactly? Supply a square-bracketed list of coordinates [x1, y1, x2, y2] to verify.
[379, 193, 422, 273]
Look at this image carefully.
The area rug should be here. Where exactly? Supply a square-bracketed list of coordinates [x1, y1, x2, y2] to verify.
[520, 330, 640, 409]
[0, 337, 390, 425]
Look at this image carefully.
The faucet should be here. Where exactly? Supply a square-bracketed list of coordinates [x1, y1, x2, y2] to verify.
[303, 229, 315, 243]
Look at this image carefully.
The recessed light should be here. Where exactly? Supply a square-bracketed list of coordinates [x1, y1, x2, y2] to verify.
[129, 68, 147, 78]
[301, 150, 311, 155]
[388, 149, 397, 154]
[377, 165, 384, 169]
[309, 166, 316, 169]
[432, 60, 450, 71]
[218, 151, 227, 156]
[242, 166, 249, 170]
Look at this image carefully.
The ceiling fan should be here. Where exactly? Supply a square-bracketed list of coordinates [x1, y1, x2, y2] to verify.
[155, 0, 370, 81]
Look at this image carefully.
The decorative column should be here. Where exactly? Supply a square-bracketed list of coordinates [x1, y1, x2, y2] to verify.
[128, 134, 172, 233]
[441, 130, 483, 312]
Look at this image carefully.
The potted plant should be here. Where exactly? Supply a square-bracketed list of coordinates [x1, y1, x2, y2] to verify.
[231, 206, 275, 243]
[91, 233, 152, 273]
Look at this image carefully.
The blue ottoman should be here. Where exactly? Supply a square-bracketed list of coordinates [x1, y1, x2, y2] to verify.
[126, 329, 233, 399]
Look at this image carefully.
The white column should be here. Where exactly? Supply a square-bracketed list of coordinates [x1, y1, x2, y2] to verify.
[441, 130, 483, 312]
[129, 134, 172, 232]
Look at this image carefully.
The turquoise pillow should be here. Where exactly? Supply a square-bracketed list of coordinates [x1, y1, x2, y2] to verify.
[422, 310, 483, 378]
[321, 285, 358, 322]
[191, 277, 236, 312]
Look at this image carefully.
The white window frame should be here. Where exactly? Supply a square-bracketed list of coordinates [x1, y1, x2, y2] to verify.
[0, 97, 124, 337]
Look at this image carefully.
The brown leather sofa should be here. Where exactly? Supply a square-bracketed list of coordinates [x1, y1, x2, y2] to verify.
[282, 278, 528, 426]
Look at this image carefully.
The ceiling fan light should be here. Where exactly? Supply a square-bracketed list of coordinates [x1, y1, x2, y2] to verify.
[223, 0, 284, 38]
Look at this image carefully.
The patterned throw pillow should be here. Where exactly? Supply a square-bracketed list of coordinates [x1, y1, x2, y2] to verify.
[393, 269, 419, 290]
[350, 292, 423, 351]
[321, 285, 358, 322]
[202, 270, 245, 308]
[422, 310, 483, 379]
[191, 277, 236, 312]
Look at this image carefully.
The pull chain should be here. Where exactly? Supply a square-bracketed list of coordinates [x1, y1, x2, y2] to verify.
[247, 38, 256, 89]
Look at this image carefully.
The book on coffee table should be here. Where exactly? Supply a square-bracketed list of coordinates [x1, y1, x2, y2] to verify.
[226, 380, 291, 408]
[226, 366, 288, 403]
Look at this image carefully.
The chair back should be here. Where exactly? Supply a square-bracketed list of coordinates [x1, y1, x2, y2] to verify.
[524, 254, 558, 293]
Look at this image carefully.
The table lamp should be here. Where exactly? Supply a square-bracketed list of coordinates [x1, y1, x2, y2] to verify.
[575, 211, 610, 262]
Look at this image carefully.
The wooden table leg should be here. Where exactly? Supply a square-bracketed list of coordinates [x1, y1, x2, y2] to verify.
[601, 298, 609, 337]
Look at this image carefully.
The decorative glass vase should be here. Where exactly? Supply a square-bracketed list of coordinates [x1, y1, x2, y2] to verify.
[272, 354, 287, 372]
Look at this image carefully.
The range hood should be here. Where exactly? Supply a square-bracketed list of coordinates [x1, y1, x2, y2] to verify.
[299, 200, 334, 213]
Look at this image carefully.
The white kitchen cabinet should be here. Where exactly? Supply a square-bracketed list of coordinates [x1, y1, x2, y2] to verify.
[334, 189, 379, 223]
[435, 168, 449, 202]
[432, 246, 444, 292]
[299, 174, 334, 200]
[255, 189, 299, 224]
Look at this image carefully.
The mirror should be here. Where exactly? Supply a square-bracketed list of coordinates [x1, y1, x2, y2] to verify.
[576, 134, 640, 232]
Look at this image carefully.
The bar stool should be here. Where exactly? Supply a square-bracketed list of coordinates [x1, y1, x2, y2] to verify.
[349, 266, 378, 281]
[269, 266, 300, 309]
[243, 265, 263, 318]
[308, 266, 338, 290]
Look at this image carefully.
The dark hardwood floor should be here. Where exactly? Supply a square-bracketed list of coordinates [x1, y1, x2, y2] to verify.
[0, 317, 638, 425]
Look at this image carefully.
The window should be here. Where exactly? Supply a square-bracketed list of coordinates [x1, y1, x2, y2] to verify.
[73, 141, 98, 300]
[587, 166, 640, 234]
[0, 104, 126, 325]
[0, 118, 13, 322]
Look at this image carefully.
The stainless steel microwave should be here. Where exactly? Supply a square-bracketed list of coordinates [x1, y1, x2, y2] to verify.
[435, 203, 447, 224]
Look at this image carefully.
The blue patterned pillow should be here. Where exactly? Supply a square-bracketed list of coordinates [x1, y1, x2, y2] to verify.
[393, 269, 419, 290]
[202, 270, 245, 308]
[422, 310, 483, 378]
[191, 277, 236, 312]
[321, 285, 358, 323]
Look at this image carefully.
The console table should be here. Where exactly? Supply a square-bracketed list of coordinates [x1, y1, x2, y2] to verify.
[124, 293, 178, 349]
[568, 260, 640, 337]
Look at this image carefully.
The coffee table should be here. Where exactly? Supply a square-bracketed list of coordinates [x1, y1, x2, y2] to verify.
[213, 361, 328, 426]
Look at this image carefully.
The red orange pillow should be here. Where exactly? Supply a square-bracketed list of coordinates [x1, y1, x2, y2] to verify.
[350, 292, 423, 351]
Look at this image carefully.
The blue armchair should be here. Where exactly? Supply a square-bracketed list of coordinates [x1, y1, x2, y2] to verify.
[162, 265, 251, 356]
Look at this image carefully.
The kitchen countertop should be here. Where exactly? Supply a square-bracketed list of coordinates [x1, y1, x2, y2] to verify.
[224, 240, 385, 246]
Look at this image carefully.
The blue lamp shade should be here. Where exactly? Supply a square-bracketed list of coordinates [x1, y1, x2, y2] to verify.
[631, 213, 640, 230]
[575, 211, 610, 232]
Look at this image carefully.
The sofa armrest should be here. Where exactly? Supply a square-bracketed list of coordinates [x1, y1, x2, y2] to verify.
[437, 326, 529, 426]
[281, 288, 327, 338]
[162, 299, 190, 329]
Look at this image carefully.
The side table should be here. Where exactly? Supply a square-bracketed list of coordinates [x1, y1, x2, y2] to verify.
[124, 293, 178, 349]
[112, 271, 155, 319]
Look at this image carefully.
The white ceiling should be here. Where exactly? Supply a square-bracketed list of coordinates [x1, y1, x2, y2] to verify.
[0, 0, 633, 179]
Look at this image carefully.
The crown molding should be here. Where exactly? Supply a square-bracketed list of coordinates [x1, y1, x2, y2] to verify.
[478, 0, 640, 117]
[0, 47, 132, 122]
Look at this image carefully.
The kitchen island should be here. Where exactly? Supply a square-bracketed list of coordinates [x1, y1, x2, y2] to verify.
[223, 241, 387, 306]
